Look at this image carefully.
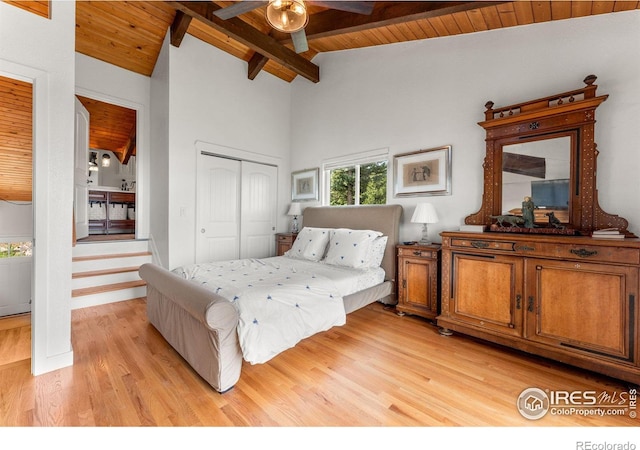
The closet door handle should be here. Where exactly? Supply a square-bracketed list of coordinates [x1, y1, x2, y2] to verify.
[516, 294, 521, 309]
[527, 296, 534, 312]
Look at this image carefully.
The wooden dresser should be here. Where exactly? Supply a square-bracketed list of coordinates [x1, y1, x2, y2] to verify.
[438, 231, 640, 385]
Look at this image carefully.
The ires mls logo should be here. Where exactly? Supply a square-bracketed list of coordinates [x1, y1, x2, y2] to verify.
[517, 388, 550, 420]
[517, 387, 638, 420]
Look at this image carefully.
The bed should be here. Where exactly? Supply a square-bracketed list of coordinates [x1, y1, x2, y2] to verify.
[139, 204, 403, 392]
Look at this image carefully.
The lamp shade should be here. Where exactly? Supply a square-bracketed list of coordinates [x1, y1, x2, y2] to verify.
[411, 203, 439, 224]
[266, 0, 308, 33]
[287, 203, 302, 216]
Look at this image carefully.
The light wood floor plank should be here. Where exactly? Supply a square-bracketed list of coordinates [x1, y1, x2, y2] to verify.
[0, 298, 637, 429]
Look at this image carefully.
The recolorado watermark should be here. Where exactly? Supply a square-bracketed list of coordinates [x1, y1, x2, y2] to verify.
[516, 387, 637, 420]
[576, 443, 636, 450]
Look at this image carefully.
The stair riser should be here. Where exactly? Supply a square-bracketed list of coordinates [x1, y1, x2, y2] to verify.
[72, 240, 149, 257]
[72, 255, 152, 273]
[71, 286, 147, 310]
[72, 271, 142, 290]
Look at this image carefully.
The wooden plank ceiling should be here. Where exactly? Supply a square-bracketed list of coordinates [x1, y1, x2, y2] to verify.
[0, 75, 32, 202]
[2, 1, 639, 202]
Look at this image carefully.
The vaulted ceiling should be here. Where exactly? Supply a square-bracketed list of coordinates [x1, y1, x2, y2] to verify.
[2, 0, 639, 202]
[72, 1, 640, 83]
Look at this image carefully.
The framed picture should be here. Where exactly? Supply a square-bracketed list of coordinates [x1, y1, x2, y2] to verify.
[394, 145, 452, 197]
[291, 168, 319, 201]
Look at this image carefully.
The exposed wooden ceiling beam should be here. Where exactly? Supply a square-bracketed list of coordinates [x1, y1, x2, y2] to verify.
[121, 125, 136, 165]
[168, 1, 320, 83]
[274, 1, 509, 42]
[170, 10, 192, 47]
[248, 52, 269, 80]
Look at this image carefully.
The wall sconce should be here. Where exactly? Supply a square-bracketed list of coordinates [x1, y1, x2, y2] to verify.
[411, 203, 439, 244]
[101, 153, 111, 168]
[88, 151, 99, 172]
[287, 202, 302, 233]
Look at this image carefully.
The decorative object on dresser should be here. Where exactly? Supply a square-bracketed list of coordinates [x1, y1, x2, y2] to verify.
[396, 244, 440, 321]
[287, 202, 301, 233]
[276, 232, 298, 256]
[394, 145, 452, 197]
[438, 75, 639, 385]
[465, 74, 630, 236]
[411, 203, 439, 245]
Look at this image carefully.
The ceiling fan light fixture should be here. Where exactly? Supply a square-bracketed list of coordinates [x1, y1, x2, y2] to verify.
[266, 0, 308, 33]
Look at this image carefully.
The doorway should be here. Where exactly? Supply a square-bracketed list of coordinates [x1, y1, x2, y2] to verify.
[0, 74, 33, 321]
[75, 95, 138, 242]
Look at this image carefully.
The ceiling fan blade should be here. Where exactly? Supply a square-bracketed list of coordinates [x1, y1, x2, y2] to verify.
[309, 1, 374, 15]
[291, 29, 309, 53]
[213, 1, 267, 20]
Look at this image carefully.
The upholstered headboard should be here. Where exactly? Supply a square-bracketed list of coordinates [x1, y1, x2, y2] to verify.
[301, 204, 403, 282]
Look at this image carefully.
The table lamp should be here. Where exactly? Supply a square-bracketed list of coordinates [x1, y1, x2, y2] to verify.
[287, 202, 302, 233]
[411, 203, 439, 244]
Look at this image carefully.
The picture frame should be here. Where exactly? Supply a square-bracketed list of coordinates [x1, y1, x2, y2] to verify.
[291, 167, 319, 201]
[394, 145, 452, 197]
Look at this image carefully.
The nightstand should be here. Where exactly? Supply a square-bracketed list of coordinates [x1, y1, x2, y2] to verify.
[396, 243, 441, 320]
[276, 232, 298, 256]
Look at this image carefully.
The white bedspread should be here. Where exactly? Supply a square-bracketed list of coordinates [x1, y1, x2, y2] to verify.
[172, 257, 347, 364]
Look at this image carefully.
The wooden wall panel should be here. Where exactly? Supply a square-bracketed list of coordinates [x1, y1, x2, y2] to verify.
[0, 76, 32, 202]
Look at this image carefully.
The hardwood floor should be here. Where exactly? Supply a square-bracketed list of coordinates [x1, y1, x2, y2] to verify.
[0, 313, 30, 367]
[0, 298, 637, 431]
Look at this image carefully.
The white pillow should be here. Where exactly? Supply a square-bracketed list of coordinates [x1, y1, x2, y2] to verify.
[324, 228, 383, 268]
[284, 227, 330, 262]
[365, 235, 388, 268]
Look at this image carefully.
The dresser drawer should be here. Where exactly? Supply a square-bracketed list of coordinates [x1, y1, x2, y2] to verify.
[526, 242, 640, 265]
[397, 246, 439, 259]
[450, 238, 516, 252]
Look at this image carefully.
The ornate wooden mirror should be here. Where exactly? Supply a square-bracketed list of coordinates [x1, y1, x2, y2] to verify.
[465, 75, 630, 235]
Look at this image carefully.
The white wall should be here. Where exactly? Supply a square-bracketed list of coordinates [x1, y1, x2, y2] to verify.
[76, 52, 151, 239]
[0, 1, 76, 374]
[291, 11, 640, 241]
[157, 34, 293, 269]
[0, 202, 32, 237]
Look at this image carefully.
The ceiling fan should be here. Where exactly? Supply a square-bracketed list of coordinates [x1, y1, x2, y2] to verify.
[213, 1, 375, 53]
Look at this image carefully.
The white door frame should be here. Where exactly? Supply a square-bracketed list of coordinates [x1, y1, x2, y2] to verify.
[74, 87, 147, 240]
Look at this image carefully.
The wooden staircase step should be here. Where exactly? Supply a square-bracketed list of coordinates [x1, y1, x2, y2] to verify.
[72, 266, 141, 279]
[72, 251, 152, 262]
[72, 280, 146, 298]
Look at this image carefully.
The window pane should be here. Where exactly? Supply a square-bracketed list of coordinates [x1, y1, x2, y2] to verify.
[11, 241, 32, 257]
[330, 167, 356, 205]
[359, 161, 387, 205]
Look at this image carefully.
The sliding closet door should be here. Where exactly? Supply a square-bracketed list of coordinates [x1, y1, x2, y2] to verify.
[196, 155, 241, 263]
[240, 161, 277, 259]
[196, 154, 277, 263]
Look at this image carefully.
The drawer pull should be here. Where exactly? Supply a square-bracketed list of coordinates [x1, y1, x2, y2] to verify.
[413, 251, 422, 256]
[471, 241, 489, 249]
[515, 245, 535, 251]
[571, 248, 598, 258]
[516, 294, 521, 310]
[527, 296, 534, 312]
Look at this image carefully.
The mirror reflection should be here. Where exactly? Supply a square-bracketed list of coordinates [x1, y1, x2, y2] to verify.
[501, 136, 571, 223]
[88, 149, 137, 191]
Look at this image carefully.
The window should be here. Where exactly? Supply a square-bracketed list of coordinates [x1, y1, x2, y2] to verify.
[0, 241, 32, 258]
[323, 149, 388, 206]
